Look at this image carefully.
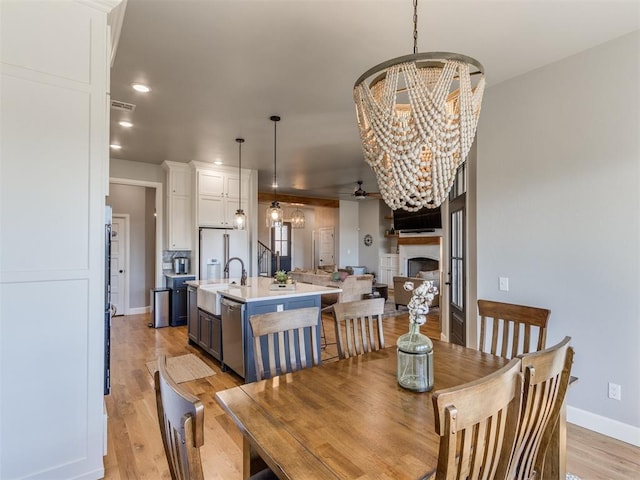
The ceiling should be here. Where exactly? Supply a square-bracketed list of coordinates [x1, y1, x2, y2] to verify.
[109, 0, 639, 200]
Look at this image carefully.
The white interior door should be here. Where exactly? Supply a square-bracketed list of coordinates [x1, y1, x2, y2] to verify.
[318, 227, 335, 268]
[110, 215, 129, 316]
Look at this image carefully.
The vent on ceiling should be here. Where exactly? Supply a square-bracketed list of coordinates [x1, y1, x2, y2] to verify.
[110, 99, 136, 112]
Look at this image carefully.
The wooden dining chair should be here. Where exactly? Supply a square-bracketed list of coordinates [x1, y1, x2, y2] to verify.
[154, 354, 205, 480]
[155, 355, 277, 480]
[507, 336, 574, 480]
[249, 306, 320, 380]
[477, 299, 551, 359]
[332, 298, 385, 359]
[432, 358, 523, 480]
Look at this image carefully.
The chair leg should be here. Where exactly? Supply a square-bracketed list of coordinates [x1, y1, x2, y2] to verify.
[320, 306, 336, 351]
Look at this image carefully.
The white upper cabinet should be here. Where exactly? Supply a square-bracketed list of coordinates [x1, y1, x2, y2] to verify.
[196, 167, 249, 227]
[163, 161, 192, 250]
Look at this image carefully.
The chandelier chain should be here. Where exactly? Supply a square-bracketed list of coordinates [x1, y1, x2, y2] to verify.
[413, 0, 418, 55]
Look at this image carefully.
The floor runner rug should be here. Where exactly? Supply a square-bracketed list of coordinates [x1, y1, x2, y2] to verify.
[146, 353, 215, 383]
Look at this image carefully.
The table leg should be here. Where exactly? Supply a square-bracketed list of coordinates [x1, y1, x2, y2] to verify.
[541, 401, 567, 480]
[243, 436, 271, 480]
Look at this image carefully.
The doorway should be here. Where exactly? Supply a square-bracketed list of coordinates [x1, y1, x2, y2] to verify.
[110, 215, 129, 316]
[271, 222, 292, 272]
[317, 226, 335, 269]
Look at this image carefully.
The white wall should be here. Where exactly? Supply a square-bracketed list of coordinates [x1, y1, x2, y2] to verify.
[358, 199, 384, 275]
[110, 157, 164, 184]
[477, 31, 639, 443]
[338, 200, 359, 267]
[0, 1, 118, 478]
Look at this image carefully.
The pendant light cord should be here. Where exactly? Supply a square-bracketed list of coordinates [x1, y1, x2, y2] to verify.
[236, 138, 243, 210]
[413, 0, 418, 55]
[270, 115, 280, 203]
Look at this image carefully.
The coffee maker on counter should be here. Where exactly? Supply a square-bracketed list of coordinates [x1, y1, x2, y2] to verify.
[173, 257, 190, 274]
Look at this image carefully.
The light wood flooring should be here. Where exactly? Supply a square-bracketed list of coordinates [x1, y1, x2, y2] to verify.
[104, 308, 640, 479]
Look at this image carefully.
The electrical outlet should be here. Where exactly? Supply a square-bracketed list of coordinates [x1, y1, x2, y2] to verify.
[163, 262, 173, 270]
[499, 277, 509, 291]
[608, 382, 622, 401]
[276, 304, 284, 312]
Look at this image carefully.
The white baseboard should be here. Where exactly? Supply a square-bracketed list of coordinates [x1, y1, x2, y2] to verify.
[127, 306, 150, 315]
[567, 406, 640, 447]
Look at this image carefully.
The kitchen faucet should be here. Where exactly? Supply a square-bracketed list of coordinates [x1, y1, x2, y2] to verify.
[224, 257, 248, 286]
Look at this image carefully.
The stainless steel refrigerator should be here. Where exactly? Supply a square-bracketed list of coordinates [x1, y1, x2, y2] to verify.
[198, 228, 249, 280]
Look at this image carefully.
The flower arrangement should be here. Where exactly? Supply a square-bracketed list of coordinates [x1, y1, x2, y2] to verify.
[403, 280, 439, 325]
[274, 270, 288, 284]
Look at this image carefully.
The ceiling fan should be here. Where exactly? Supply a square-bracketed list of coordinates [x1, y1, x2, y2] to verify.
[345, 180, 381, 200]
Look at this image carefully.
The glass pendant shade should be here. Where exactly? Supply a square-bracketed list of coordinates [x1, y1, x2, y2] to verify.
[290, 207, 305, 229]
[267, 201, 283, 228]
[234, 137, 247, 230]
[234, 208, 246, 230]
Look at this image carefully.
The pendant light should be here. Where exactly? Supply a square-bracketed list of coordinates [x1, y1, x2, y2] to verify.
[353, 0, 485, 211]
[233, 138, 246, 230]
[266, 115, 283, 228]
[290, 206, 305, 229]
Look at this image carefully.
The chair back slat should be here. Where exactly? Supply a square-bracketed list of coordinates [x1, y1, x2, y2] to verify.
[478, 300, 551, 359]
[333, 298, 385, 359]
[250, 307, 320, 381]
[154, 355, 205, 480]
[432, 358, 523, 480]
[508, 336, 574, 480]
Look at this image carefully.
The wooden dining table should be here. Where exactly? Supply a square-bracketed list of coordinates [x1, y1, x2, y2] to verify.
[216, 341, 565, 479]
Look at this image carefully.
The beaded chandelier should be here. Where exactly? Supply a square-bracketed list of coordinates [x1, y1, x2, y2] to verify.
[353, 0, 485, 211]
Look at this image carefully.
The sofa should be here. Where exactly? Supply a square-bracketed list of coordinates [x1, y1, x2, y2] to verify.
[289, 269, 374, 307]
[393, 270, 441, 309]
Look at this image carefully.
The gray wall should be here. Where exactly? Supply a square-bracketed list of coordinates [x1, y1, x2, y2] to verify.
[338, 200, 359, 267]
[107, 184, 156, 309]
[477, 31, 639, 436]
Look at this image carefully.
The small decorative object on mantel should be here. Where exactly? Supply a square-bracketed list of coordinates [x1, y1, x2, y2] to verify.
[397, 280, 439, 392]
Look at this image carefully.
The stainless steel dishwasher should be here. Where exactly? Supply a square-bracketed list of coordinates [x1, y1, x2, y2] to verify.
[220, 297, 245, 378]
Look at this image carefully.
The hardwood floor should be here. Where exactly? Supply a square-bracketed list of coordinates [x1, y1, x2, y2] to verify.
[104, 309, 640, 479]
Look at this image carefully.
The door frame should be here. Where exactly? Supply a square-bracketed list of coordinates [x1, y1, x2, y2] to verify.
[111, 213, 130, 316]
[109, 177, 164, 288]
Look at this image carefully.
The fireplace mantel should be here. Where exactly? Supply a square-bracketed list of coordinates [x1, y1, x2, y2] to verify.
[398, 236, 441, 246]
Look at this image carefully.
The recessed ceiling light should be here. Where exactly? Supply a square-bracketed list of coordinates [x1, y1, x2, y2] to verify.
[132, 83, 151, 93]
[110, 144, 122, 150]
[119, 121, 133, 128]
[213, 160, 223, 166]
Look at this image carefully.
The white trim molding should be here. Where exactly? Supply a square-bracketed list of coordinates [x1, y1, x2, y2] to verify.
[567, 406, 640, 447]
[128, 306, 150, 315]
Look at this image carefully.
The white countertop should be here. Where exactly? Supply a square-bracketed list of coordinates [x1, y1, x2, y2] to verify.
[165, 273, 196, 278]
[191, 276, 341, 303]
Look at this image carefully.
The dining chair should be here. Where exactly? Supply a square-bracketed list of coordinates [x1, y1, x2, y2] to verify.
[249, 306, 320, 380]
[477, 299, 551, 359]
[332, 297, 385, 359]
[154, 355, 277, 480]
[432, 357, 523, 480]
[507, 336, 574, 480]
[154, 354, 205, 480]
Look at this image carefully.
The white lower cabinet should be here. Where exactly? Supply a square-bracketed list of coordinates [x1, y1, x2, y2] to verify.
[379, 253, 400, 286]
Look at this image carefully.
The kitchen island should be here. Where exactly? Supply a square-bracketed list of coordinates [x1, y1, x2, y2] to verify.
[186, 277, 341, 383]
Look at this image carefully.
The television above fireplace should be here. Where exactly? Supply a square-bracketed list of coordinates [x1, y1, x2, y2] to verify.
[393, 206, 442, 232]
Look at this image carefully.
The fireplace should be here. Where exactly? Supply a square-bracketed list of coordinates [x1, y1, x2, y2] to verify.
[407, 257, 439, 277]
